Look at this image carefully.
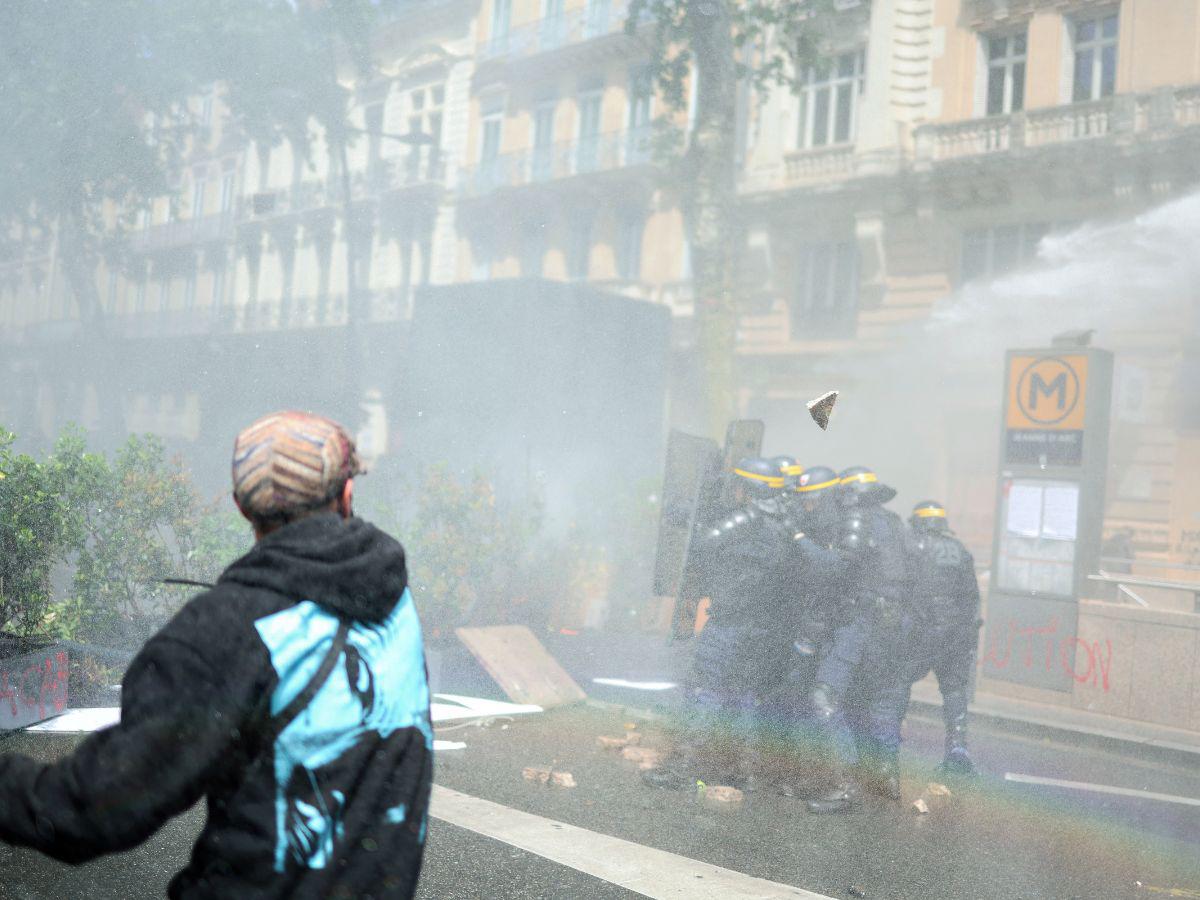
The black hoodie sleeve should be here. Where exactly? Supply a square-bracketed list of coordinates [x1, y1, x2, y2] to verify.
[0, 595, 264, 863]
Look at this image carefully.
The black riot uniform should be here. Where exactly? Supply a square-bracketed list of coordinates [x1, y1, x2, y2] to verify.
[759, 465, 851, 773]
[883, 501, 983, 775]
[785, 465, 846, 660]
[643, 458, 794, 791]
[807, 467, 914, 814]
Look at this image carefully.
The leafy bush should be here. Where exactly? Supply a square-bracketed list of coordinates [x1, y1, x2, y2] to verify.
[368, 464, 547, 637]
[0, 428, 97, 635]
[0, 428, 251, 644]
[362, 463, 665, 636]
[66, 434, 242, 643]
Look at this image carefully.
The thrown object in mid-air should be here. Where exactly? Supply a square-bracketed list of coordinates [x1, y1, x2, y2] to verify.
[806, 390, 838, 430]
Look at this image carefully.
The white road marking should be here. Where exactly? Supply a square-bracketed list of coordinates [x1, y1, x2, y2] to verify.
[429, 784, 834, 899]
[23, 694, 542, 735]
[1004, 772, 1200, 808]
[433, 740, 467, 751]
[592, 678, 678, 691]
[27, 707, 119, 732]
[432, 693, 543, 722]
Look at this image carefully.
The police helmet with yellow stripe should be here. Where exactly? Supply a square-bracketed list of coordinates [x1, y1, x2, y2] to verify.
[837, 465, 897, 504]
[732, 456, 786, 497]
[770, 455, 803, 490]
[794, 465, 839, 494]
[910, 499, 950, 531]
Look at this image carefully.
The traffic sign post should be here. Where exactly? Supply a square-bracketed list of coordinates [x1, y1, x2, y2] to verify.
[982, 347, 1113, 692]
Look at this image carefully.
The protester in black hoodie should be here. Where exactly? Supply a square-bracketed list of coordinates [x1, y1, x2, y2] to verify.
[0, 410, 433, 899]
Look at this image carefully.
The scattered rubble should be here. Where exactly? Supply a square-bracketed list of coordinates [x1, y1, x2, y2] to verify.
[619, 746, 663, 769]
[913, 782, 952, 814]
[700, 785, 744, 804]
[596, 732, 642, 750]
[522, 766, 576, 788]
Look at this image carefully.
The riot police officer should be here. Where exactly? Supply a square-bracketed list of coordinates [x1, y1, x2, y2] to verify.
[806, 466, 914, 814]
[787, 465, 844, 660]
[889, 501, 983, 775]
[643, 457, 794, 791]
[759, 464, 848, 789]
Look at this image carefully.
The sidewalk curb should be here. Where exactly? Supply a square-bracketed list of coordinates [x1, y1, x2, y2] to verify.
[907, 691, 1200, 767]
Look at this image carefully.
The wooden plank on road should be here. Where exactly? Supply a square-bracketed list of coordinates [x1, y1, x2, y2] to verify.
[455, 625, 586, 708]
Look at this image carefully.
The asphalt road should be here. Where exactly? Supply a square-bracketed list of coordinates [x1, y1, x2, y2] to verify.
[2, 636, 1199, 900]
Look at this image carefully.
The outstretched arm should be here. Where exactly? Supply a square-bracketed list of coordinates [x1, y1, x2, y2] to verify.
[0, 622, 254, 863]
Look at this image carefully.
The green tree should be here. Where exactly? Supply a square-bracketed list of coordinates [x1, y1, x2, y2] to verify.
[66, 434, 218, 642]
[0, 0, 376, 328]
[627, 0, 850, 434]
[387, 465, 545, 636]
[0, 426, 251, 641]
[0, 429, 97, 635]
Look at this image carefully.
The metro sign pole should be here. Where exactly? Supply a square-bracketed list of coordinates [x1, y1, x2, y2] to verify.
[981, 345, 1114, 692]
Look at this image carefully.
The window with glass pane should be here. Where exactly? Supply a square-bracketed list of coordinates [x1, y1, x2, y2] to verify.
[541, 0, 566, 49]
[471, 243, 492, 281]
[958, 222, 1051, 284]
[212, 264, 225, 307]
[797, 50, 865, 149]
[200, 88, 214, 127]
[627, 68, 653, 164]
[480, 115, 503, 189]
[191, 178, 207, 218]
[616, 212, 644, 281]
[567, 216, 592, 279]
[576, 93, 603, 172]
[403, 84, 445, 182]
[985, 31, 1026, 116]
[532, 104, 556, 181]
[790, 242, 859, 337]
[1072, 12, 1118, 102]
[219, 173, 235, 213]
[584, 0, 611, 38]
[520, 226, 546, 277]
[491, 0, 511, 48]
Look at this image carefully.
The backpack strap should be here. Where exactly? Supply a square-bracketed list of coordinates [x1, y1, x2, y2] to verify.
[262, 617, 352, 748]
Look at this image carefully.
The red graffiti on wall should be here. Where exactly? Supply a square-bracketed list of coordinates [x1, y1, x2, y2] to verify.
[984, 618, 1112, 691]
[0, 651, 70, 721]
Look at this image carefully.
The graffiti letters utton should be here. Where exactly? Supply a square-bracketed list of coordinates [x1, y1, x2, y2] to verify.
[984, 617, 1113, 692]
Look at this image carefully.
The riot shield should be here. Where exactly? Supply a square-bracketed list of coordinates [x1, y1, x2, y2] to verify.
[653, 421, 764, 639]
[653, 430, 721, 637]
[718, 419, 765, 511]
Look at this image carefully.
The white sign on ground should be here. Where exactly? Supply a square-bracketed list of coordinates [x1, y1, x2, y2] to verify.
[22, 693, 543, 735]
[591, 678, 678, 691]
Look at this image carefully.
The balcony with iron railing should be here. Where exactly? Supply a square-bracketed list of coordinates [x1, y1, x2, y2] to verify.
[124, 211, 239, 254]
[480, 0, 641, 62]
[914, 85, 1200, 164]
[461, 127, 654, 197]
[382, 147, 447, 192]
[123, 179, 337, 253]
